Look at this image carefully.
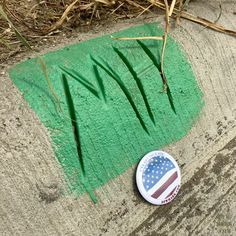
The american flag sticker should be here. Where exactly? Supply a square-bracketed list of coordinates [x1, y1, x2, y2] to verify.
[136, 151, 181, 205]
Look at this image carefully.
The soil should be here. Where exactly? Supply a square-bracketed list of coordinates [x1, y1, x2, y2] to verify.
[0, 0, 236, 235]
[0, 0, 152, 64]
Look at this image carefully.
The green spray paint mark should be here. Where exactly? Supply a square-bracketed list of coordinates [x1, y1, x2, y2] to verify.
[9, 23, 204, 198]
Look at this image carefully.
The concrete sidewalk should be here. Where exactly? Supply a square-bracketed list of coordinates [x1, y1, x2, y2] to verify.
[0, 0, 235, 235]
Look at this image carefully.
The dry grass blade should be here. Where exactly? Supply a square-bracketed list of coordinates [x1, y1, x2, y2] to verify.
[181, 11, 236, 36]
[169, 0, 177, 17]
[110, 2, 124, 15]
[47, 0, 79, 33]
[37, 57, 62, 111]
[111, 0, 175, 112]
[0, 37, 11, 49]
[95, 0, 115, 5]
[215, 2, 222, 24]
[149, 0, 236, 36]
[199, 2, 223, 33]
[136, 4, 153, 18]
[0, 4, 32, 49]
[175, 0, 183, 25]
[111, 36, 163, 41]
[125, 0, 150, 12]
[161, 0, 176, 113]
[160, 0, 170, 91]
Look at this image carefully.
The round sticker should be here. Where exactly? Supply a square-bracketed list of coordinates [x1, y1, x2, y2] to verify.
[136, 150, 181, 205]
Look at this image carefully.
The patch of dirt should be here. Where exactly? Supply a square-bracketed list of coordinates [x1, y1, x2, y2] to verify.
[0, 0, 155, 64]
[36, 181, 62, 204]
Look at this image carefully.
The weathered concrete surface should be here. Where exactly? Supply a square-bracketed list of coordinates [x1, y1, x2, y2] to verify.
[0, 0, 235, 235]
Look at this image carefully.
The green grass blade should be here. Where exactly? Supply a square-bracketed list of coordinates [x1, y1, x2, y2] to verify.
[113, 46, 155, 124]
[93, 65, 106, 103]
[60, 66, 99, 98]
[61, 74, 85, 174]
[0, 5, 32, 50]
[91, 56, 149, 135]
